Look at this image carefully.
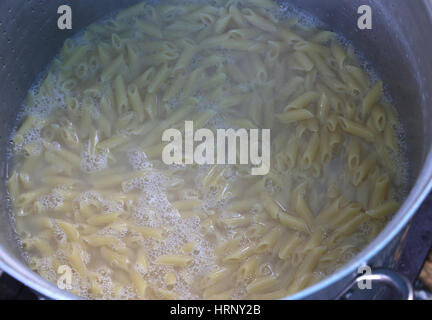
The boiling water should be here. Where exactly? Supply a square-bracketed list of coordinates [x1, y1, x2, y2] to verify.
[7, 0, 407, 299]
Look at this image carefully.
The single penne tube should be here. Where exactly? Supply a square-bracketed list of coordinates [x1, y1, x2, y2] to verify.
[214, 12, 231, 34]
[327, 214, 368, 247]
[143, 92, 159, 121]
[326, 114, 339, 132]
[218, 39, 267, 53]
[183, 67, 203, 98]
[7, 171, 20, 201]
[154, 254, 192, 267]
[370, 104, 387, 132]
[201, 72, 227, 91]
[190, 110, 216, 130]
[127, 84, 145, 122]
[143, 97, 196, 147]
[162, 73, 186, 103]
[293, 184, 315, 227]
[100, 54, 125, 81]
[321, 75, 346, 93]
[369, 174, 390, 209]
[278, 233, 303, 260]
[317, 92, 329, 123]
[202, 279, 233, 299]
[328, 130, 344, 150]
[135, 248, 149, 274]
[97, 134, 129, 151]
[14, 115, 39, 145]
[262, 194, 282, 220]
[227, 199, 257, 213]
[347, 137, 361, 170]
[315, 196, 346, 225]
[275, 76, 303, 103]
[246, 275, 277, 294]
[201, 267, 231, 288]
[147, 63, 169, 94]
[291, 51, 314, 72]
[129, 268, 148, 299]
[306, 70, 319, 92]
[346, 65, 369, 91]
[276, 109, 314, 123]
[87, 212, 122, 226]
[97, 42, 112, 66]
[223, 246, 254, 263]
[228, 4, 248, 27]
[323, 202, 363, 230]
[58, 126, 79, 148]
[219, 92, 250, 109]
[338, 116, 374, 142]
[55, 220, 80, 241]
[237, 256, 260, 280]
[83, 234, 124, 247]
[147, 49, 179, 65]
[164, 272, 177, 286]
[319, 129, 331, 163]
[286, 246, 327, 294]
[279, 212, 309, 233]
[362, 81, 383, 118]
[95, 113, 112, 139]
[136, 19, 163, 38]
[173, 45, 196, 75]
[352, 153, 377, 186]
[284, 91, 319, 111]
[182, 241, 196, 253]
[91, 170, 137, 189]
[135, 67, 156, 89]
[65, 242, 88, 276]
[100, 246, 130, 272]
[227, 28, 259, 41]
[116, 1, 146, 20]
[113, 74, 129, 115]
[330, 40, 347, 69]
[251, 289, 290, 300]
[285, 138, 299, 169]
[256, 226, 283, 253]
[366, 200, 400, 219]
[63, 45, 89, 70]
[241, 8, 277, 33]
[249, 53, 268, 83]
[301, 132, 320, 169]
[265, 40, 282, 66]
[132, 225, 165, 240]
[247, 0, 280, 9]
[41, 175, 83, 187]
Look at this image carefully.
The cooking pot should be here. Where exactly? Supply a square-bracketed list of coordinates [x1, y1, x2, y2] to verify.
[0, 0, 432, 300]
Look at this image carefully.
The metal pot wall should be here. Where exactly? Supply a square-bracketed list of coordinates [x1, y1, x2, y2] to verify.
[0, 0, 432, 299]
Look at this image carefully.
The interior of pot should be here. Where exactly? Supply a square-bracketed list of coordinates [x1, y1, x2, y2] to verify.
[0, 0, 431, 299]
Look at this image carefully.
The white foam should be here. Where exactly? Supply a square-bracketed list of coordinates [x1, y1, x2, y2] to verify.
[39, 189, 65, 210]
[127, 149, 152, 171]
[80, 143, 109, 174]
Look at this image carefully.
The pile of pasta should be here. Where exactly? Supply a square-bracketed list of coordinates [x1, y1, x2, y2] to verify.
[7, 0, 405, 299]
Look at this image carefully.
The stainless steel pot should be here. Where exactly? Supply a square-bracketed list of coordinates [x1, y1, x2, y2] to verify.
[0, 0, 432, 300]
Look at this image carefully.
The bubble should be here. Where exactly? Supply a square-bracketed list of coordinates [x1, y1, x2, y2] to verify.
[127, 149, 152, 171]
[80, 143, 108, 174]
[39, 189, 64, 209]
